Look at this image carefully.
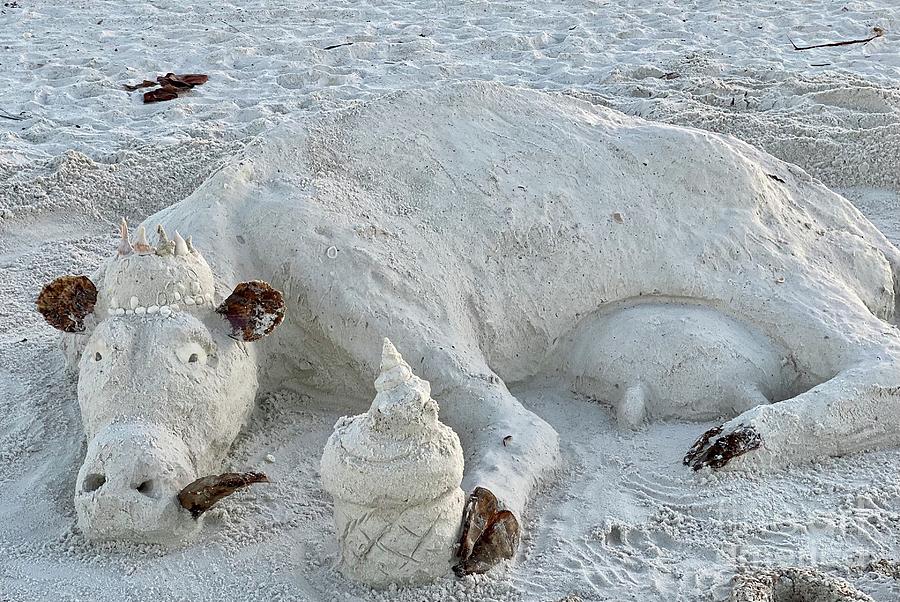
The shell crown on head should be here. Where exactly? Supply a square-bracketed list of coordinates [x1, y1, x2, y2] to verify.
[98, 218, 217, 319]
[117, 217, 195, 259]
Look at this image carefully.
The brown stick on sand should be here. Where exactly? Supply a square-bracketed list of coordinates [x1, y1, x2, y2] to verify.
[178, 472, 269, 518]
[789, 26, 884, 51]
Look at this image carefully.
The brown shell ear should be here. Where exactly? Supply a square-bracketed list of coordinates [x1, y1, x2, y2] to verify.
[36, 275, 98, 333]
[216, 281, 285, 342]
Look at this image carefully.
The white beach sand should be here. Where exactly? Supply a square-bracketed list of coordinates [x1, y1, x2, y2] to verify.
[2, 1, 900, 600]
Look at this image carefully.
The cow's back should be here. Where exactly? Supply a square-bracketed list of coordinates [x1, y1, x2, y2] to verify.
[150, 83, 900, 385]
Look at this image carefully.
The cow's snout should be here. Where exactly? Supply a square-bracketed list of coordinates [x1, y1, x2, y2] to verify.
[75, 424, 200, 543]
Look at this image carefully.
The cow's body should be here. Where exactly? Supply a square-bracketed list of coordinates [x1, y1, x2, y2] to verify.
[48, 83, 900, 557]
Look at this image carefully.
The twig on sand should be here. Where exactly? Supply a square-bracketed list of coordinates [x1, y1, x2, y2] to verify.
[0, 107, 27, 121]
[789, 26, 884, 51]
[219, 19, 241, 33]
[323, 41, 354, 51]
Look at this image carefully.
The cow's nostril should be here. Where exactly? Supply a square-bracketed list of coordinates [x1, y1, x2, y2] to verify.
[82, 473, 106, 493]
[136, 479, 158, 498]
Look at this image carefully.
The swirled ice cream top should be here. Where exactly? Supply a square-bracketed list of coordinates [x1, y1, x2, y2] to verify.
[320, 339, 464, 508]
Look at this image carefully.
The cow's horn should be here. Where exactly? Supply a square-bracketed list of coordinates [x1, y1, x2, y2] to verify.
[156, 225, 175, 256]
[174, 231, 189, 256]
[118, 217, 133, 256]
[177, 472, 269, 519]
[156, 224, 169, 245]
[134, 225, 153, 254]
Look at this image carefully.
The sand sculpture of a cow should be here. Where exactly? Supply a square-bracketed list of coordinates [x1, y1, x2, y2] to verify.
[37, 83, 900, 576]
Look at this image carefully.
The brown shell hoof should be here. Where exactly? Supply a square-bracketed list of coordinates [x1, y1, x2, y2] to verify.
[684, 424, 761, 471]
[216, 281, 285, 342]
[36, 275, 97, 333]
[453, 487, 520, 576]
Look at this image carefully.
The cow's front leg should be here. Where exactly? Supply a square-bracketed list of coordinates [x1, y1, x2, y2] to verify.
[684, 361, 900, 471]
[432, 375, 560, 575]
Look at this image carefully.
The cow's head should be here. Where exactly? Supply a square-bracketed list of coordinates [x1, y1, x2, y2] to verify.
[37, 220, 285, 543]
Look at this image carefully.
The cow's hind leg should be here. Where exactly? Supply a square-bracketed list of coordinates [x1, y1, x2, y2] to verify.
[684, 361, 900, 471]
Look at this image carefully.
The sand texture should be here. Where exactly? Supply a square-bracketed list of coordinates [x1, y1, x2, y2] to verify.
[3, 1, 900, 601]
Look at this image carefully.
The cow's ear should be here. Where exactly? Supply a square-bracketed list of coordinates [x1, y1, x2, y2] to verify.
[216, 281, 285, 342]
[36, 275, 98, 333]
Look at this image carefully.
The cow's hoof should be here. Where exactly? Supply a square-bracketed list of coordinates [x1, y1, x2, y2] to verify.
[452, 487, 520, 576]
[683, 423, 761, 470]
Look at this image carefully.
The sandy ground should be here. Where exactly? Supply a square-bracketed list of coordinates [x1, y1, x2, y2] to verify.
[2, 1, 900, 600]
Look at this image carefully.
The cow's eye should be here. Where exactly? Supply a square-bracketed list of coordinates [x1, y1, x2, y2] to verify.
[176, 342, 208, 366]
[94, 352, 102, 361]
